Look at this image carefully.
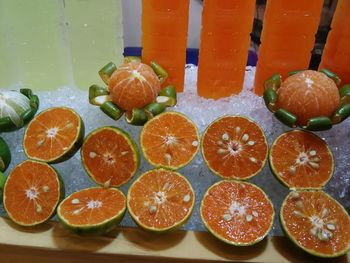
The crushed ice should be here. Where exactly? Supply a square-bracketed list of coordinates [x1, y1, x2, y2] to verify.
[1, 65, 349, 236]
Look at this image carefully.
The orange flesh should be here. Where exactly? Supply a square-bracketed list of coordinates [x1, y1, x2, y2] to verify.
[202, 116, 267, 179]
[58, 188, 126, 226]
[141, 112, 199, 169]
[4, 160, 60, 225]
[254, 0, 324, 95]
[81, 128, 138, 187]
[201, 181, 274, 244]
[24, 108, 80, 162]
[128, 169, 194, 230]
[281, 191, 350, 256]
[270, 130, 333, 189]
[277, 71, 340, 126]
[141, 0, 189, 92]
[197, 0, 255, 98]
[108, 62, 161, 111]
[319, 0, 350, 84]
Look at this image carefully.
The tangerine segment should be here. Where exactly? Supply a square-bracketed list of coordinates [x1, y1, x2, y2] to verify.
[270, 130, 334, 189]
[23, 107, 83, 163]
[58, 188, 126, 230]
[140, 112, 199, 169]
[281, 190, 350, 258]
[127, 169, 195, 231]
[276, 70, 340, 126]
[108, 62, 161, 112]
[3, 160, 63, 226]
[201, 180, 274, 246]
[201, 116, 268, 180]
[81, 127, 139, 187]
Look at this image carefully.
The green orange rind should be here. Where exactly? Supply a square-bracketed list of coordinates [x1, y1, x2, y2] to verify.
[123, 56, 141, 63]
[201, 115, 268, 181]
[280, 190, 350, 258]
[200, 180, 274, 246]
[88, 84, 111, 106]
[81, 127, 140, 188]
[263, 70, 350, 131]
[339, 84, 350, 105]
[319, 69, 341, 85]
[99, 62, 117, 85]
[0, 136, 11, 172]
[125, 108, 149, 126]
[269, 130, 334, 190]
[150, 61, 168, 84]
[100, 101, 123, 121]
[141, 112, 200, 170]
[0, 171, 6, 203]
[57, 187, 126, 236]
[127, 168, 195, 233]
[3, 160, 65, 226]
[0, 89, 39, 133]
[23, 107, 85, 164]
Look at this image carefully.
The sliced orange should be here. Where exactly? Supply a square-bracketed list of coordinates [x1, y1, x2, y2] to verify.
[3, 160, 64, 226]
[277, 70, 340, 126]
[140, 112, 200, 169]
[127, 168, 195, 232]
[23, 107, 84, 163]
[269, 130, 334, 189]
[201, 180, 274, 246]
[81, 127, 139, 187]
[57, 187, 126, 235]
[201, 116, 268, 180]
[280, 190, 350, 258]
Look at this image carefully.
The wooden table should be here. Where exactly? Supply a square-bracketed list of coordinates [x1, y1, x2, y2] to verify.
[0, 217, 348, 263]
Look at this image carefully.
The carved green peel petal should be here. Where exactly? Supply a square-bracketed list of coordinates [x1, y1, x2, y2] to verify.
[304, 117, 333, 131]
[319, 69, 341, 85]
[332, 104, 350, 124]
[274, 109, 297, 128]
[99, 62, 117, 85]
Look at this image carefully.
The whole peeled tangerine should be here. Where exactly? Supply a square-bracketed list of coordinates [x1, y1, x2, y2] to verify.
[108, 61, 161, 112]
[276, 70, 340, 126]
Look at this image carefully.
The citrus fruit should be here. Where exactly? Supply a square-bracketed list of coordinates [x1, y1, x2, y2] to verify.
[108, 61, 161, 111]
[269, 130, 334, 189]
[0, 136, 11, 172]
[140, 112, 200, 169]
[3, 160, 64, 226]
[280, 190, 350, 258]
[57, 187, 126, 235]
[276, 70, 340, 126]
[0, 89, 39, 132]
[23, 107, 84, 163]
[0, 171, 6, 203]
[81, 127, 139, 187]
[127, 168, 195, 232]
[201, 180, 274, 246]
[201, 116, 268, 180]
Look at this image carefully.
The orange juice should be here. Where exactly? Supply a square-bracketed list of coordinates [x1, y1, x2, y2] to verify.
[197, 0, 255, 99]
[254, 0, 323, 95]
[319, 0, 350, 85]
[141, 0, 190, 92]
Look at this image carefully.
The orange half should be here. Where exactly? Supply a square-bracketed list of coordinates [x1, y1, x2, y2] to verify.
[140, 112, 200, 169]
[269, 130, 334, 189]
[201, 116, 268, 180]
[200, 180, 274, 246]
[3, 160, 63, 226]
[23, 107, 84, 163]
[81, 127, 139, 187]
[57, 187, 126, 235]
[281, 190, 350, 257]
[127, 168, 195, 232]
